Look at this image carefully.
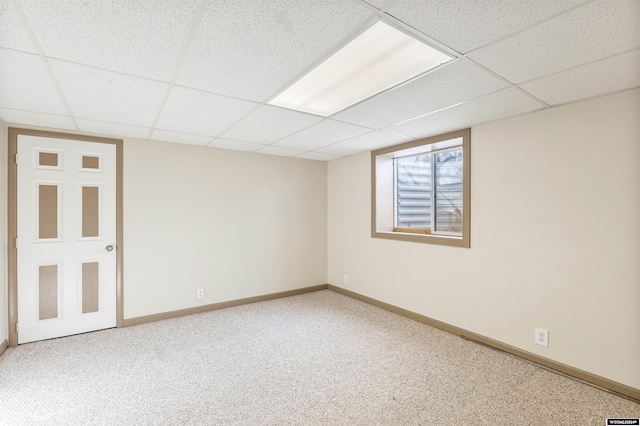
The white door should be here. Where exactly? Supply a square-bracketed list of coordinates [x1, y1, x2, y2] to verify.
[17, 135, 117, 344]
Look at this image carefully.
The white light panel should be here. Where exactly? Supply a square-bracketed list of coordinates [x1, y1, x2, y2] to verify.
[269, 21, 452, 117]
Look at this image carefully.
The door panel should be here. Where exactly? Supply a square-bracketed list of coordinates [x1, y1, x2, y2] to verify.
[17, 135, 117, 344]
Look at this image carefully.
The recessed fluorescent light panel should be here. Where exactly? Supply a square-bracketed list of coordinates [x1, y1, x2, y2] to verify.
[269, 21, 452, 117]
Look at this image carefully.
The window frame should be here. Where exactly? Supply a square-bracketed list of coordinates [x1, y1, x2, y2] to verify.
[371, 128, 470, 248]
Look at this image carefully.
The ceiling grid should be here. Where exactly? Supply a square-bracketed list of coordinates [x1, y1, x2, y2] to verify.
[0, 0, 638, 160]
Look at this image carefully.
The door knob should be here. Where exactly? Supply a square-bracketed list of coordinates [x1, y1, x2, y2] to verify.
[105, 244, 114, 252]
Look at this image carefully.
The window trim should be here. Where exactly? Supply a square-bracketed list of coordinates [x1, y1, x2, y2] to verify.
[371, 128, 470, 248]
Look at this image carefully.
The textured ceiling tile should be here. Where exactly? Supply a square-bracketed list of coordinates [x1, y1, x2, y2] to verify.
[361, 0, 395, 9]
[50, 60, 168, 127]
[210, 138, 265, 152]
[176, 0, 373, 101]
[0, 0, 37, 52]
[156, 86, 257, 137]
[380, 0, 587, 54]
[77, 118, 150, 139]
[318, 131, 411, 156]
[0, 108, 75, 129]
[151, 129, 212, 146]
[0, 49, 67, 114]
[20, 0, 200, 81]
[220, 105, 323, 144]
[519, 50, 640, 106]
[333, 60, 506, 129]
[385, 88, 544, 139]
[520, 49, 640, 105]
[275, 119, 371, 151]
[297, 152, 342, 161]
[256, 145, 307, 157]
[468, 0, 640, 84]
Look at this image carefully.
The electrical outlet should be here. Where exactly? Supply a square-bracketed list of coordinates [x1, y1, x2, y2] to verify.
[196, 288, 205, 300]
[343, 275, 349, 284]
[535, 327, 549, 347]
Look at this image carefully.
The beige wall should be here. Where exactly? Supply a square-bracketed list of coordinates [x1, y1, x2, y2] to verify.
[327, 88, 640, 389]
[123, 138, 327, 319]
[2, 89, 637, 391]
[0, 120, 6, 344]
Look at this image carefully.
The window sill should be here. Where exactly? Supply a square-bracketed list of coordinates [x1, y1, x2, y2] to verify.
[372, 230, 469, 248]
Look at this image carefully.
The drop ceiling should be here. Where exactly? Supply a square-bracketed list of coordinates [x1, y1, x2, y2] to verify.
[1, 0, 638, 161]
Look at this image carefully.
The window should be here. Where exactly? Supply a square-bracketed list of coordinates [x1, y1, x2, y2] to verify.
[371, 129, 470, 247]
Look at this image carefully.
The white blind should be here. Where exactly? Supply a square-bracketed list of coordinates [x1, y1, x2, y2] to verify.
[434, 150, 463, 234]
[395, 149, 463, 233]
[396, 153, 431, 229]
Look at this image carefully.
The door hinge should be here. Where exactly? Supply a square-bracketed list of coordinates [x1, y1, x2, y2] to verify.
[15, 323, 19, 333]
[14, 237, 18, 248]
[15, 153, 18, 164]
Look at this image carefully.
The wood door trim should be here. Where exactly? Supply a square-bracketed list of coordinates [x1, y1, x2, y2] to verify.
[8, 129, 17, 347]
[7, 128, 124, 346]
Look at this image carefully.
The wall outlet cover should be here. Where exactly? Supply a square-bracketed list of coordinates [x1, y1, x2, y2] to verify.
[535, 327, 549, 347]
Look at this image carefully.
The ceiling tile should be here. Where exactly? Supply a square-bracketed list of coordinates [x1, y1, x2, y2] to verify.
[275, 119, 371, 151]
[380, 0, 587, 54]
[318, 131, 411, 156]
[468, 0, 640, 84]
[519, 50, 640, 106]
[256, 146, 307, 158]
[3, 0, 632, 151]
[150, 129, 212, 146]
[297, 152, 342, 161]
[362, 0, 394, 9]
[176, 0, 373, 101]
[333, 59, 506, 129]
[209, 138, 265, 152]
[0, 49, 67, 114]
[156, 86, 257, 137]
[220, 105, 323, 144]
[0, 108, 75, 130]
[77, 119, 151, 139]
[385, 88, 544, 139]
[0, 0, 37, 52]
[50, 60, 168, 127]
[20, 0, 200, 81]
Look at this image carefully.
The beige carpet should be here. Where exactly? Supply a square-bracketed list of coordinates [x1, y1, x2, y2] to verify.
[0, 290, 638, 425]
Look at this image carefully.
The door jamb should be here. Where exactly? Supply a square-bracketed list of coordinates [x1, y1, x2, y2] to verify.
[7, 127, 124, 347]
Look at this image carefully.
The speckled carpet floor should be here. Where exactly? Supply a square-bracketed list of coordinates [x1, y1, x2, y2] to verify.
[0, 290, 638, 425]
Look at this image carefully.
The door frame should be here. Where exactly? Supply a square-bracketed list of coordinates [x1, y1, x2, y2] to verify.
[8, 127, 124, 347]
